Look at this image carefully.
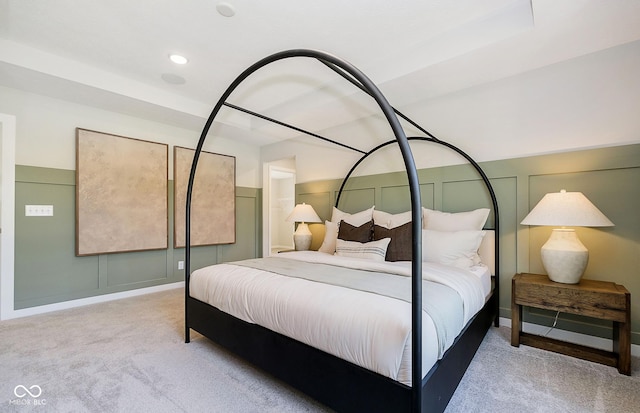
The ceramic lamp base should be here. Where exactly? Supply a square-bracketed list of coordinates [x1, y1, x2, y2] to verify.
[293, 222, 312, 251]
[541, 228, 588, 284]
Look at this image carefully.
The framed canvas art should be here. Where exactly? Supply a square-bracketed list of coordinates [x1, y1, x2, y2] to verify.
[76, 128, 168, 256]
[173, 146, 236, 248]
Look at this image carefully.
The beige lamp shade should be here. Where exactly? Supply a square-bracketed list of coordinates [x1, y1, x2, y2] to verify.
[286, 203, 321, 251]
[285, 203, 321, 224]
[521, 190, 614, 227]
[521, 190, 614, 284]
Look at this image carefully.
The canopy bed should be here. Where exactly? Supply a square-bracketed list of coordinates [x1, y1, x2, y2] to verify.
[185, 49, 500, 413]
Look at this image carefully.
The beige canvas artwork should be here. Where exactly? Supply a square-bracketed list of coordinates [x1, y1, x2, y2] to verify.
[174, 146, 236, 248]
[76, 129, 168, 256]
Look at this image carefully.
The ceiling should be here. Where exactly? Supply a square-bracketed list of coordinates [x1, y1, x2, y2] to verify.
[2, 0, 640, 147]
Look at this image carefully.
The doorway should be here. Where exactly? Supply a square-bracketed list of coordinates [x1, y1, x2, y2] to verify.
[262, 161, 296, 257]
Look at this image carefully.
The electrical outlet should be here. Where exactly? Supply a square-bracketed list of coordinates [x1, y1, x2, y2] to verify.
[178, 261, 184, 270]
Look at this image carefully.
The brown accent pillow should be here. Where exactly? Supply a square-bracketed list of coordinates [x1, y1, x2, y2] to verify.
[338, 220, 373, 243]
[373, 222, 412, 261]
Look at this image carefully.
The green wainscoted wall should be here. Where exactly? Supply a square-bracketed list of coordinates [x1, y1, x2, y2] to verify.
[14, 165, 261, 309]
[296, 143, 640, 345]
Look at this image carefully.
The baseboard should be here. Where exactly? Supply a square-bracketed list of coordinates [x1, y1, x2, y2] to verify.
[2, 282, 184, 320]
[499, 317, 639, 357]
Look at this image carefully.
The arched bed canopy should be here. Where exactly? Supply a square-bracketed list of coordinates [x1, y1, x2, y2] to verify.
[185, 49, 499, 413]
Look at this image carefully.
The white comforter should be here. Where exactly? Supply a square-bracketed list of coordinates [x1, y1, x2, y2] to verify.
[189, 251, 486, 385]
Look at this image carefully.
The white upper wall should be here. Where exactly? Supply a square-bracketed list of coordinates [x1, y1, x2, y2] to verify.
[262, 40, 640, 183]
[0, 86, 261, 187]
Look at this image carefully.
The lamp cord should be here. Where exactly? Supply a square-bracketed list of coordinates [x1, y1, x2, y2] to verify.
[543, 311, 561, 337]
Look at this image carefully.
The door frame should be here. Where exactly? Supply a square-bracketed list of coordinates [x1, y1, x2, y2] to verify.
[0, 113, 16, 320]
[262, 161, 296, 257]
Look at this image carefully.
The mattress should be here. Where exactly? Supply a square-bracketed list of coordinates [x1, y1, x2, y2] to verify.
[189, 251, 487, 386]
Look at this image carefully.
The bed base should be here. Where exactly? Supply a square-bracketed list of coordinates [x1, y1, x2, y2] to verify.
[186, 289, 496, 413]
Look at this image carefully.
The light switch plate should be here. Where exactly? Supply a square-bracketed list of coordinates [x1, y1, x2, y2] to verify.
[25, 205, 54, 216]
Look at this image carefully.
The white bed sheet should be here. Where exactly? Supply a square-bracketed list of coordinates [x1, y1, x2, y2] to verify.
[189, 251, 487, 386]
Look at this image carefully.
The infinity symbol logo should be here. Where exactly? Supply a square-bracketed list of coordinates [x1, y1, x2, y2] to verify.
[14, 385, 42, 398]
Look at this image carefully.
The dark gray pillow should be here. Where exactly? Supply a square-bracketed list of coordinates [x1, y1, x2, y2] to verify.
[338, 220, 373, 243]
[373, 222, 412, 261]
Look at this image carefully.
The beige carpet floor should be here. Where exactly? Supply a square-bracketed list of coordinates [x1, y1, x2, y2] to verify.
[1, 288, 638, 412]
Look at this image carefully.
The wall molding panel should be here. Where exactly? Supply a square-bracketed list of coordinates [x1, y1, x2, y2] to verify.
[296, 144, 640, 345]
[14, 165, 259, 310]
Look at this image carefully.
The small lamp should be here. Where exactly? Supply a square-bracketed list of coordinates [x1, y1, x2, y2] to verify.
[285, 203, 321, 251]
[521, 189, 614, 284]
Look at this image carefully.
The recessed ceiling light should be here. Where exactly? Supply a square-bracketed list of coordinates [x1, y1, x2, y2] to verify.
[216, 2, 236, 17]
[169, 54, 188, 65]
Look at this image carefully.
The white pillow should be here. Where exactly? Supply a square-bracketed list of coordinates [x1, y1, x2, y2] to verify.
[331, 206, 374, 227]
[335, 238, 391, 262]
[477, 230, 495, 275]
[372, 209, 412, 229]
[422, 229, 485, 269]
[318, 220, 339, 254]
[422, 208, 490, 231]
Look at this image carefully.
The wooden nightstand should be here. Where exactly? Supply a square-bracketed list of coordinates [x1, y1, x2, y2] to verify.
[511, 273, 631, 375]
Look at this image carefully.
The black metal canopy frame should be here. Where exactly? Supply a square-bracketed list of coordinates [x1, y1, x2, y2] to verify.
[185, 49, 499, 413]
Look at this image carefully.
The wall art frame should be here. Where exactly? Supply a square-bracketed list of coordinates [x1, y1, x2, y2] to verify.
[75, 128, 168, 256]
[173, 146, 236, 248]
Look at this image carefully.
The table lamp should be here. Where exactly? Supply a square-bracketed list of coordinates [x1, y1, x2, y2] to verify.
[286, 203, 321, 251]
[521, 189, 614, 284]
